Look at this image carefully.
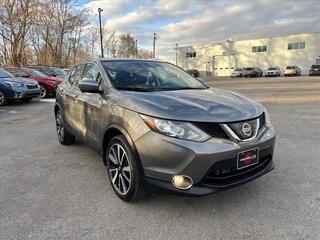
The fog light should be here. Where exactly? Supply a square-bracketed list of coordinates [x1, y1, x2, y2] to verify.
[172, 175, 193, 190]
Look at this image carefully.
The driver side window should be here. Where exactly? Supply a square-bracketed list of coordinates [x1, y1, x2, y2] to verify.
[82, 63, 102, 85]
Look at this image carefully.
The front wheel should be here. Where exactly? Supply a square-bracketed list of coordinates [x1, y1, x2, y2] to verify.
[39, 85, 47, 98]
[0, 90, 7, 106]
[55, 109, 75, 145]
[106, 135, 148, 202]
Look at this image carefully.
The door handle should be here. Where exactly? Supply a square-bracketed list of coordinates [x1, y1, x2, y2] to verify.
[58, 89, 64, 96]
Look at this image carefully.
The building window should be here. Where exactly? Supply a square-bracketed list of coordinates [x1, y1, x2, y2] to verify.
[186, 52, 196, 58]
[288, 42, 305, 50]
[252, 45, 267, 53]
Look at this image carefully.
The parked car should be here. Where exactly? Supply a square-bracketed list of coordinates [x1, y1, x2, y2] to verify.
[231, 68, 243, 77]
[0, 68, 40, 106]
[4, 67, 62, 98]
[309, 65, 320, 76]
[54, 59, 275, 202]
[265, 67, 281, 77]
[284, 65, 301, 76]
[243, 67, 263, 77]
[186, 69, 200, 77]
[27, 66, 66, 78]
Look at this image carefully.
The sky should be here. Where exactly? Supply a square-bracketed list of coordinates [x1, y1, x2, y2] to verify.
[84, 0, 320, 62]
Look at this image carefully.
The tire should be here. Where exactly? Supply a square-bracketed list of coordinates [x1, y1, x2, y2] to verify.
[106, 135, 148, 202]
[39, 84, 48, 98]
[55, 108, 75, 145]
[0, 90, 7, 106]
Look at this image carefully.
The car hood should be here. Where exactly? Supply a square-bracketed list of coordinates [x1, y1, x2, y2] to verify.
[33, 76, 62, 83]
[114, 88, 264, 122]
[0, 77, 37, 84]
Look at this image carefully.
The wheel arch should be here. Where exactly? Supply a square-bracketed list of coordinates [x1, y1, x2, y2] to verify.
[102, 124, 143, 174]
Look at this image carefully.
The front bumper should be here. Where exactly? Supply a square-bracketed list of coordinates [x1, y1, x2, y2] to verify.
[7, 87, 41, 100]
[136, 126, 275, 196]
[265, 72, 278, 76]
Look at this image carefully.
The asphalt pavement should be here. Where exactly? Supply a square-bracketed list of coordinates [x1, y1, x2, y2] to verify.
[1, 76, 320, 240]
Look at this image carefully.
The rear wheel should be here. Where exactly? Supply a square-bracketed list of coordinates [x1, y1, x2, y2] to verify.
[0, 90, 7, 106]
[39, 85, 47, 98]
[106, 135, 148, 202]
[55, 109, 75, 145]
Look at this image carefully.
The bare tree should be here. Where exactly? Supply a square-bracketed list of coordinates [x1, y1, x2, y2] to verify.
[0, 0, 38, 65]
[117, 33, 136, 58]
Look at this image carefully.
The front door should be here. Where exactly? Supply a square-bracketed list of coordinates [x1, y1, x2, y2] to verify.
[77, 63, 105, 144]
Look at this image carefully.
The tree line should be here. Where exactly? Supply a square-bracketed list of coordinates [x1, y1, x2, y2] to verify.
[0, 0, 151, 68]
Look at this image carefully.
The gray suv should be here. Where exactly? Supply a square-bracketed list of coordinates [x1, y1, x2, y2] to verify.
[55, 59, 276, 202]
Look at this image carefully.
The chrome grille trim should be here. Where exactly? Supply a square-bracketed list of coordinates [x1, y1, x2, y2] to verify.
[220, 118, 260, 142]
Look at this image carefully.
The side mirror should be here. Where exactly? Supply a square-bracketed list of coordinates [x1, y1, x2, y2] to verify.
[78, 80, 103, 93]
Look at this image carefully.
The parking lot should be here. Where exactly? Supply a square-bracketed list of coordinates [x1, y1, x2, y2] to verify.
[1, 76, 320, 239]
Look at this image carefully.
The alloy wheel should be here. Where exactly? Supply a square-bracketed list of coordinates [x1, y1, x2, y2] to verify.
[56, 111, 64, 141]
[40, 86, 47, 98]
[0, 92, 4, 105]
[108, 143, 132, 195]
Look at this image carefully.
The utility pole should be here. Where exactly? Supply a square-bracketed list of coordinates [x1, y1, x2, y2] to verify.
[153, 33, 158, 58]
[135, 39, 138, 58]
[98, 8, 104, 58]
[175, 43, 178, 65]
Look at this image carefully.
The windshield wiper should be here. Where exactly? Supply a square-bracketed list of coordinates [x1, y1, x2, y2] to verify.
[159, 87, 207, 91]
[116, 86, 156, 92]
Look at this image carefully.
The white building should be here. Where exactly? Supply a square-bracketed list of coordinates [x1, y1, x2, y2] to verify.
[177, 32, 320, 77]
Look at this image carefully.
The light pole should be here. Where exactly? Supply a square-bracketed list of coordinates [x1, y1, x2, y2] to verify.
[153, 33, 158, 58]
[175, 43, 178, 65]
[135, 39, 138, 58]
[98, 8, 104, 58]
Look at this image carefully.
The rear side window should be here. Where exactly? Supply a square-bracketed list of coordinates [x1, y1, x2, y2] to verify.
[68, 65, 84, 85]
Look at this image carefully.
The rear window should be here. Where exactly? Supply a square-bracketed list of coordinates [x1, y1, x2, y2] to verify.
[311, 65, 320, 68]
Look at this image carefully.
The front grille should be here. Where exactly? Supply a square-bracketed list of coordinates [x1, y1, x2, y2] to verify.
[193, 113, 265, 141]
[226, 118, 259, 140]
[26, 84, 38, 89]
[202, 155, 271, 187]
[192, 122, 229, 139]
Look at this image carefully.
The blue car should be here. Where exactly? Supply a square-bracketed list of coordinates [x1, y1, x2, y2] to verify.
[0, 68, 41, 106]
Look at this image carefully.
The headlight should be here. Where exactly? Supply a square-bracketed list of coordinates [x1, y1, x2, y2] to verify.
[4, 81, 23, 88]
[264, 109, 272, 127]
[140, 115, 210, 142]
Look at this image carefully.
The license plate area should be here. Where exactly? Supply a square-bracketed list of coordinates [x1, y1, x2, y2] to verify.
[237, 148, 259, 170]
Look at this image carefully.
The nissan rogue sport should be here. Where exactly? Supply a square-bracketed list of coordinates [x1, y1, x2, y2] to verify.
[55, 59, 276, 202]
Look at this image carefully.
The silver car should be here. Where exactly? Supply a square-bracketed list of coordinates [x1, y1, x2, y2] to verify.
[55, 59, 276, 202]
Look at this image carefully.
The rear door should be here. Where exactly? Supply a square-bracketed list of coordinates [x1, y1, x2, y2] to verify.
[63, 64, 84, 133]
[77, 63, 104, 144]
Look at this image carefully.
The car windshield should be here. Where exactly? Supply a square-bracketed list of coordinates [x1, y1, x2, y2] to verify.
[287, 66, 295, 69]
[52, 68, 65, 76]
[268, 67, 277, 70]
[0, 69, 14, 78]
[311, 65, 320, 68]
[243, 68, 253, 70]
[102, 60, 207, 91]
[25, 68, 48, 77]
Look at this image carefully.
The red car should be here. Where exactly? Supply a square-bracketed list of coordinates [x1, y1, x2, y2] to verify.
[4, 67, 63, 98]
